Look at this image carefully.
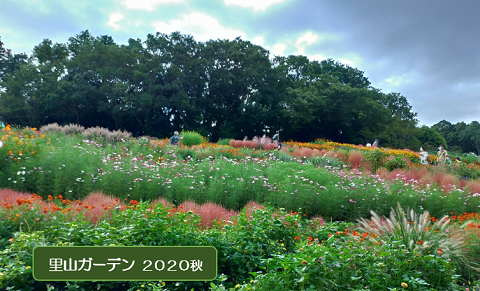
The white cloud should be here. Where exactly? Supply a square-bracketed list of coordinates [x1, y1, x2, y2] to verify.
[123, 0, 184, 11]
[339, 58, 355, 67]
[107, 13, 124, 30]
[252, 36, 265, 46]
[308, 54, 326, 62]
[153, 12, 245, 42]
[382, 75, 413, 88]
[271, 43, 287, 55]
[223, 0, 287, 11]
[295, 32, 319, 55]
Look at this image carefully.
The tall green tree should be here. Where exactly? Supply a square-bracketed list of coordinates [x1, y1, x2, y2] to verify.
[460, 121, 480, 155]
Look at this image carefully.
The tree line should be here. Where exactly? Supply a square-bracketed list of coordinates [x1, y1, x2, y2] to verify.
[0, 32, 478, 153]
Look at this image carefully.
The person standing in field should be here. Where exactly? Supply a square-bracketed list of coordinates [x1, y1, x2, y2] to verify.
[272, 130, 280, 146]
[419, 147, 429, 165]
[436, 144, 448, 165]
[170, 131, 183, 146]
[0, 117, 5, 130]
[372, 139, 379, 148]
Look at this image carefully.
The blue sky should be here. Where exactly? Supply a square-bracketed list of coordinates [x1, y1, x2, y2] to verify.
[1, 0, 480, 126]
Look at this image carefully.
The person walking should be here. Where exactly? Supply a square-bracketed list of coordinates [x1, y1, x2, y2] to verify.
[436, 144, 448, 165]
[170, 131, 183, 146]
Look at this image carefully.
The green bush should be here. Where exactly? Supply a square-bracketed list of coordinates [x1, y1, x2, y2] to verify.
[239, 238, 459, 290]
[216, 138, 232, 146]
[385, 155, 408, 171]
[462, 153, 479, 164]
[308, 156, 344, 168]
[364, 149, 388, 173]
[180, 130, 205, 147]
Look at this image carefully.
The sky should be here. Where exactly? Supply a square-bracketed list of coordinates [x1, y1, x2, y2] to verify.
[1, 0, 479, 127]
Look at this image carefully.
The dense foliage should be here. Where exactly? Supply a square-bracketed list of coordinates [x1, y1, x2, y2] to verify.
[0, 32, 427, 148]
[2, 127, 480, 290]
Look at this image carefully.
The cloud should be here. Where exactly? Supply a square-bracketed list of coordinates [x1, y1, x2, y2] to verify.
[123, 0, 184, 11]
[271, 43, 287, 56]
[223, 0, 287, 11]
[251, 36, 265, 46]
[382, 75, 413, 88]
[153, 12, 245, 42]
[107, 13, 124, 30]
[308, 54, 326, 62]
[295, 32, 318, 55]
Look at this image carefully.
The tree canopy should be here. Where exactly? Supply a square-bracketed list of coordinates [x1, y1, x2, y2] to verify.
[0, 31, 461, 151]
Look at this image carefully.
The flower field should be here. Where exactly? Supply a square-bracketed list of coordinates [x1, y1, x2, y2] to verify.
[2, 125, 480, 290]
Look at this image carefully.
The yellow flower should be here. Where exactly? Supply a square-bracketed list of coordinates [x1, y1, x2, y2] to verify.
[26, 266, 31, 269]
[401, 282, 408, 288]
[161, 282, 165, 286]
[140, 285, 144, 287]
[235, 284, 241, 288]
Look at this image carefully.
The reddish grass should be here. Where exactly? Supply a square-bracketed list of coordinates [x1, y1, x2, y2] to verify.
[312, 149, 321, 157]
[309, 216, 326, 225]
[0, 188, 31, 204]
[247, 141, 258, 149]
[291, 149, 302, 158]
[151, 197, 173, 208]
[433, 171, 446, 185]
[301, 147, 313, 159]
[419, 173, 435, 188]
[348, 150, 363, 169]
[389, 169, 406, 180]
[238, 140, 248, 148]
[467, 180, 480, 195]
[76, 192, 126, 224]
[432, 172, 458, 192]
[179, 201, 238, 228]
[280, 147, 290, 154]
[320, 149, 327, 156]
[229, 139, 236, 147]
[376, 168, 390, 180]
[325, 150, 336, 158]
[336, 150, 347, 162]
[264, 143, 276, 150]
[243, 201, 265, 214]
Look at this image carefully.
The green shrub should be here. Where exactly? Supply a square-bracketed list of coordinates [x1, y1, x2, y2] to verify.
[364, 149, 388, 173]
[239, 238, 460, 290]
[462, 153, 479, 164]
[385, 155, 408, 171]
[356, 203, 478, 283]
[308, 156, 344, 168]
[180, 130, 205, 147]
[217, 138, 232, 146]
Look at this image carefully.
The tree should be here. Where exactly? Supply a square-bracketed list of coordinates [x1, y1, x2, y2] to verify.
[197, 37, 272, 140]
[416, 126, 447, 152]
[460, 121, 480, 155]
